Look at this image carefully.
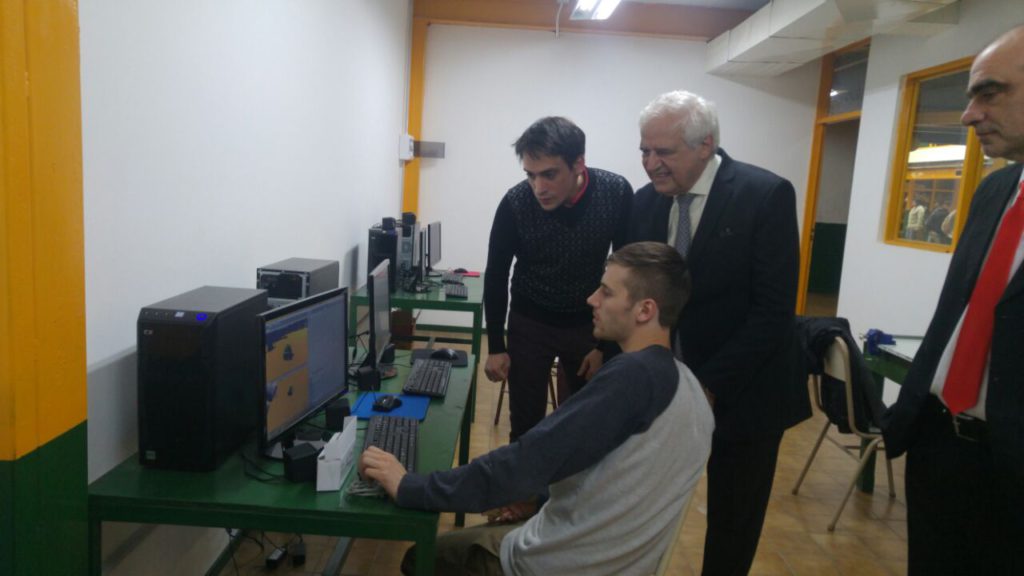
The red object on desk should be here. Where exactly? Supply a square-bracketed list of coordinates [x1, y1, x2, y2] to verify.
[461, 271, 480, 277]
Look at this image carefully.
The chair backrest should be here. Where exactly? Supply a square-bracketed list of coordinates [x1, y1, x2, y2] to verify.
[653, 488, 696, 576]
[820, 336, 874, 438]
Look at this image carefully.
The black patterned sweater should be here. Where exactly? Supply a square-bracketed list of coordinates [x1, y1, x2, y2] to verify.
[484, 167, 633, 353]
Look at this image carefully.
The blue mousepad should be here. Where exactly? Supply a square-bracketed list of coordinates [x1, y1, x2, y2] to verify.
[353, 392, 429, 420]
[410, 348, 468, 367]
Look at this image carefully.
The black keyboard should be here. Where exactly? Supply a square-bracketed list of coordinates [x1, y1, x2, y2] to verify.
[403, 358, 452, 397]
[442, 271, 464, 284]
[444, 283, 468, 299]
[362, 415, 418, 473]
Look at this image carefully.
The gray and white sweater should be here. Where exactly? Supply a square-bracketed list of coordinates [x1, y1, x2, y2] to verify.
[396, 345, 714, 576]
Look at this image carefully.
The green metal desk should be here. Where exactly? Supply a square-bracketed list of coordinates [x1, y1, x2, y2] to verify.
[860, 336, 920, 493]
[350, 275, 484, 421]
[864, 337, 917, 385]
[88, 351, 474, 576]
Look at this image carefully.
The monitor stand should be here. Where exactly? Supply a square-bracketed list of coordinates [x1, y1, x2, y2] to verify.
[379, 344, 397, 379]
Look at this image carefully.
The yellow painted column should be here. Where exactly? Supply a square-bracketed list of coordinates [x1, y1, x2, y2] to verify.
[1, 0, 87, 572]
[401, 18, 429, 215]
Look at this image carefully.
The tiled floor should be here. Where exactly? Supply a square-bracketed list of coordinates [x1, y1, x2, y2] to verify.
[221, 339, 907, 576]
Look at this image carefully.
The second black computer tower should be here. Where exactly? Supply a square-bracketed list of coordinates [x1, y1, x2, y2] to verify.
[137, 286, 268, 471]
[257, 257, 339, 307]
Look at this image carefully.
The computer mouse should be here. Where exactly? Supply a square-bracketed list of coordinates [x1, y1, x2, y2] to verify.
[453, 267, 468, 274]
[372, 394, 402, 412]
[430, 347, 460, 361]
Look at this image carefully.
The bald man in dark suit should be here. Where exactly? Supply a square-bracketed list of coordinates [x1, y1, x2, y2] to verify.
[883, 25, 1024, 576]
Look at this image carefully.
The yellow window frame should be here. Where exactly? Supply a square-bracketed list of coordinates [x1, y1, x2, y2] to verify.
[885, 56, 984, 253]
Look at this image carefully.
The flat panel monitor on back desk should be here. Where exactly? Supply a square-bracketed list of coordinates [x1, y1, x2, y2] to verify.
[258, 286, 348, 458]
[426, 221, 441, 272]
[366, 258, 395, 377]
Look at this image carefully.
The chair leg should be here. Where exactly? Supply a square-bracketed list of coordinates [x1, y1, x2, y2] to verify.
[828, 436, 884, 531]
[496, 369, 557, 426]
[494, 380, 506, 426]
[792, 419, 831, 495]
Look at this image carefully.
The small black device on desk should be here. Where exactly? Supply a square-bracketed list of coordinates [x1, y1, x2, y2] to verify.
[430, 347, 459, 361]
[372, 394, 402, 412]
[410, 347, 468, 367]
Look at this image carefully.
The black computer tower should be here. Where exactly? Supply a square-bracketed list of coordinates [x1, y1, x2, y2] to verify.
[256, 257, 339, 307]
[137, 286, 268, 471]
[368, 225, 399, 293]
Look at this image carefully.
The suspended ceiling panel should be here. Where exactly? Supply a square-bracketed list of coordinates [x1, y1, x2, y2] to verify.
[706, 0, 959, 76]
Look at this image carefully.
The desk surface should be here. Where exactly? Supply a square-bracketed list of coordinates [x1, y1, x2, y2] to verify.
[864, 335, 922, 386]
[89, 351, 473, 574]
[877, 336, 922, 363]
[351, 275, 483, 311]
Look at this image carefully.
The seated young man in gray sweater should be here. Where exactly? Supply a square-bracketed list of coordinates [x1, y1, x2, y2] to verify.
[359, 242, 715, 576]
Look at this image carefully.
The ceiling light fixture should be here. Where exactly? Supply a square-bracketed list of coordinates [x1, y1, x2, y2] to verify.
[570, 0, 622, 20]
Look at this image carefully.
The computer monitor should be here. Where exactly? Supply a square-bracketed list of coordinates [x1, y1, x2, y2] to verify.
[427, 221, 442, 271]
[367, 259, 393, 370]
[258, 286, 348, 457]
[416, 229, 427, 283]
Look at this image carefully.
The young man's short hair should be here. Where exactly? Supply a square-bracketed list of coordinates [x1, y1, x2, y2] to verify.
[607, 242, 691, 327]
[514, 116, 586, 169]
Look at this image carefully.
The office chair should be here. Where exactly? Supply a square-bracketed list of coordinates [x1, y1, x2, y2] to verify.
[791, 336, 895, 531]
[494, 361, 559, 426]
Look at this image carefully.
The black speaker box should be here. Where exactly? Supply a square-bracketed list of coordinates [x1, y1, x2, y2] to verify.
[356, 365, 381, 391]
[283, 442, 319, 483]
[325, 398, 351, 431]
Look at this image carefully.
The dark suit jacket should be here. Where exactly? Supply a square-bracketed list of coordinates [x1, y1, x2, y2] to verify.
[884, 163, 1024, 476]
[628, 148, 806, 439]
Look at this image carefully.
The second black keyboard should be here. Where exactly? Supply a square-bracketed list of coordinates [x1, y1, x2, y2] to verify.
[444, 283, 468, 299]
[403, 358, 452, 398]
[362, 415, 419, 473]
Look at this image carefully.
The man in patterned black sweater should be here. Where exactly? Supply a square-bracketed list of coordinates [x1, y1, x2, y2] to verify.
[484, 116, 633, 441]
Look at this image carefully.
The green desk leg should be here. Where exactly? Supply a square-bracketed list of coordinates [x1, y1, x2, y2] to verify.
[856, 368, 887, 494]
[470, 307, 483, 422]
[414, 534, 437, 576]
[454, 388, 473, 528]
[89, 517, 101, 576]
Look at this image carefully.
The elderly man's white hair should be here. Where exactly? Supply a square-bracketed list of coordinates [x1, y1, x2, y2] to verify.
[639, 91, 720, 150]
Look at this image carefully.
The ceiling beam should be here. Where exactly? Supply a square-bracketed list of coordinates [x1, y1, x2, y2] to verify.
[414, 0, 753, 40]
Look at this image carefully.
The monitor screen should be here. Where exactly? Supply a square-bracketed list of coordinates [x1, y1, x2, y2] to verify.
[417, 229, 426, 281]
[368, 259, 392, 368]
[259, 286, 348, 457]
[427, 221, 442, 268]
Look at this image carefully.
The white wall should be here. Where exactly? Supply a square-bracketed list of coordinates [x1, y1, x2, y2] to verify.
[416, 25, 819, 326]
[80, 0, 411, 572]
[837, 0, 1023, 340]
[836, 0, 1022, 404]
